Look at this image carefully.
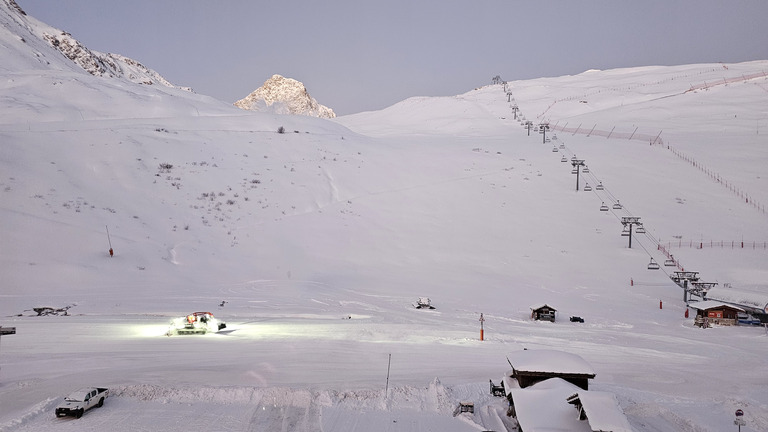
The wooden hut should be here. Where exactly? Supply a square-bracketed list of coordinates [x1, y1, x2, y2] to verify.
[507, 349, 596, 390]
[530, 303, 557, 322]
[688, 301, 744, 327]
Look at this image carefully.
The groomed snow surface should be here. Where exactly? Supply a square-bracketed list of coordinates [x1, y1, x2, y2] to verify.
[1, 16, 767, 429]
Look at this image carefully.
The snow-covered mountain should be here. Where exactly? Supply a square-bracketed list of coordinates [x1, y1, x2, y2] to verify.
[2, 1, 768, 431]
[0, 0, 189, 90]
[234, 74, 336, 118]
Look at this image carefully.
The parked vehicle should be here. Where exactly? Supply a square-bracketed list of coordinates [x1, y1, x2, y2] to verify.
[55, 387, 108, 418]
[167, 311, 226, 335]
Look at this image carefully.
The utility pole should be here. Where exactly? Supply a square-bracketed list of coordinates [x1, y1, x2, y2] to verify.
[571, 159, 585, 191]
[620, 217, 641, 248]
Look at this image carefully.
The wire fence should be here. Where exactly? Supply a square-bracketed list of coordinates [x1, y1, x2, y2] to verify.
[662, 240, 768, 250]
[543, 70, 768, 217]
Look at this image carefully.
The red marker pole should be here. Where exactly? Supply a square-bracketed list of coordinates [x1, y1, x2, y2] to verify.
[479, 313, 485, 341]
[106, 225, 114, 257]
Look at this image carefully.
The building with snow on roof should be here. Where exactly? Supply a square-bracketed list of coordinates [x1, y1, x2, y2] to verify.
[506, 349, 596, 390]
[567, 391, 634, 432]
[688, 300, 744, 327]
[509, 378, 593, 432]
[530, 303, 557, 322]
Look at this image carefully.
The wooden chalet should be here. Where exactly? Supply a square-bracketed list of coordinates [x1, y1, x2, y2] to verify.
[530, 303, 557, 322]
[688, 300, 745, 327]
[507, 349, 596, 390]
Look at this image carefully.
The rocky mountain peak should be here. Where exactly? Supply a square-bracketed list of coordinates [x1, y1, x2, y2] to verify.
[234, 74, 335, 119]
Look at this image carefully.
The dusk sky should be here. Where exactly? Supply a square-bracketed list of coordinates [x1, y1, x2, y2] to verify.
[19, 0, 768, 115]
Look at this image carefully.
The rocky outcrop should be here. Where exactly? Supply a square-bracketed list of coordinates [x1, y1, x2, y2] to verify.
[235, 74, 335, 118]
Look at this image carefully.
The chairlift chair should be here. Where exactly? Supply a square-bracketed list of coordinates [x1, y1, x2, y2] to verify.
[552, 134, 558, 141]
[584, 183, 592, 191]
[647, 258, 660, 270]
[599, 202, 609, 211]
[552, 146, 559, 152]
[664, 255, 676, 266]
[636, 225, 646, 234]
[561, 156, 568, 162]
[559, 143, 565, 149]
[582, 166, 590, 173]
[595, 182, 604, 191]
[612, 200, 623, 209]
[571, 168, 579, 174]
[621, 226, 630, 236]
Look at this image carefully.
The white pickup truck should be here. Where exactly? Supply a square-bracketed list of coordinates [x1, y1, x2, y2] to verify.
[55, 387, 108, 418]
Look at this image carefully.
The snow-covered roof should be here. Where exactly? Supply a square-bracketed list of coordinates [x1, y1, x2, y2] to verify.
[509, 378, 593, 432]
[508, 350, 595, 376]
[687, 301, 745, 312]
[706, 287, 768, 311]
[568, 391, 634, 432]
[530, 303, 557, 311]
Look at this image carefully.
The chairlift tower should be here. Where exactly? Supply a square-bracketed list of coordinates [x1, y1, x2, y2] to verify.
[507, 92, 514, 102]
[571, 159, 585, 191]
[511, 104, 519, 119]
[690, 282, 717, 302]
[620, 216, 641, 248]
[539, 122, 550, 144]
[671, 271, 700, 303]
[525, 121, 534, 136]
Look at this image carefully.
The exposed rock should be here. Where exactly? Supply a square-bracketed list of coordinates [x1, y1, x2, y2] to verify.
[42, 31, 191, 91]
[235, 74, 335, 118]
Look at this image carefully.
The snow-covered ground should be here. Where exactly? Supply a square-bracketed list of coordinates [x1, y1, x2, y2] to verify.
[1, 6, 768, 430]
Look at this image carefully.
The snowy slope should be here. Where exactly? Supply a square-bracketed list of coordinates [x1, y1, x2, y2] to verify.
[1, 0, 189, 90]
[2, 3, 768, 431]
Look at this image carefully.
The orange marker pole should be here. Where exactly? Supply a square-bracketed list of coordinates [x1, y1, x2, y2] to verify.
[479, 313, 485, 341]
